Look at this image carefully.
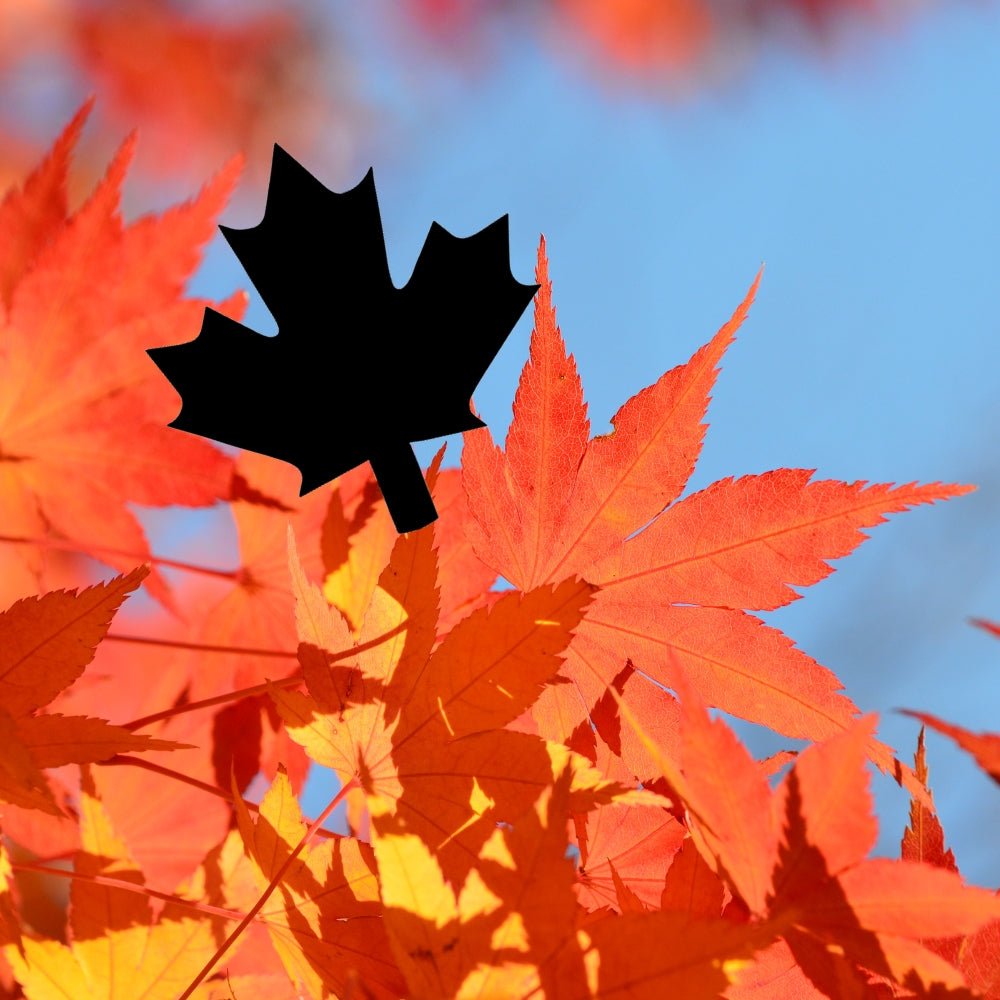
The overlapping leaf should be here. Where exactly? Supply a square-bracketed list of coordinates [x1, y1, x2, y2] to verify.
[272, 460, 660, 884]
[570, 735, 686, 912]
[370, 766, 585, 999]
[373, 762, 770, 1000]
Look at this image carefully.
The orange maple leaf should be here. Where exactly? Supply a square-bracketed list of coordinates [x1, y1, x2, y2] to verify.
[370, 764, 592, 999]
[0, 103, 245, 609]
[0, 566, 188, 815]
[462, 236, 971, 792]
[272, 460, 654, 885]
[373, 761, 769, 999]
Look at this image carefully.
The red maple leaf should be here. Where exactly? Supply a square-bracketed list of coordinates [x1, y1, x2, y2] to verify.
[462, 236, 972, 794]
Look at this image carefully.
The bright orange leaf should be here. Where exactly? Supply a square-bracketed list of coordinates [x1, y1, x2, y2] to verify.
[273, 459, 658, 886]
[371, 765, 586, 999]
[619, 672, 1000, 994]
[0, 102, 244, 609]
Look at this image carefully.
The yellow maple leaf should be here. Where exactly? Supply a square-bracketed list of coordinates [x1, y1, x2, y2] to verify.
[3, 767, 218, 1000]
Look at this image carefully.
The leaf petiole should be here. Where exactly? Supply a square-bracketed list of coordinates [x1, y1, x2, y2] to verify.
[96, 755, 340, 839]
[10, 860, 248, 922]
[0, 532, 240, 580]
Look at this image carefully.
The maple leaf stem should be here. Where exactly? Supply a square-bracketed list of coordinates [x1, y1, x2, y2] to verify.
[9, 860, 248, 922]
[119, 621, 408, 730]
[178, 776, 361, 1000]
[121, 671, 304, 730]
[105, 632, 298, 660]
[96, 755, 340, 838]
[0, 532, 240, 580]
[100, 753, 241, 799]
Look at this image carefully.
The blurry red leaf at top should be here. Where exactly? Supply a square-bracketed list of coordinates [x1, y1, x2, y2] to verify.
[0, 0, 331, 187]
[71, 0, 323, 180]
[407, 0, 924, 82]
[555, 0, 714, 72]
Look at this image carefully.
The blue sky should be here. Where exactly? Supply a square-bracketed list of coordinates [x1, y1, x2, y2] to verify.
[182, 2, 1000, 884]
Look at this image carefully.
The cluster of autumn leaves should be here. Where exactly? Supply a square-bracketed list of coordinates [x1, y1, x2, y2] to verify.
[2, 107, 1000, 1000]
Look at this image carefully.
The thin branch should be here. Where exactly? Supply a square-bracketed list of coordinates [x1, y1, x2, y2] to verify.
[105, 633, 298, 660]
[99, 755, 242, 802]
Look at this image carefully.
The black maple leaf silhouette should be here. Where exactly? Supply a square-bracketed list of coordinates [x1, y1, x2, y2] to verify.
[148, 147, 537, 532]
